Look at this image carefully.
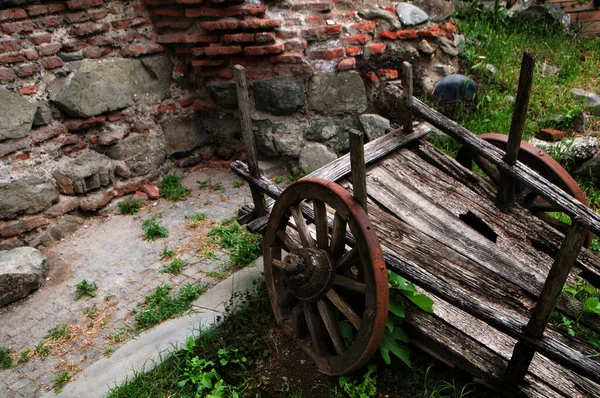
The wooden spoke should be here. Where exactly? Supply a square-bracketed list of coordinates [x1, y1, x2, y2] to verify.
[304, 302, 328, 355]
[278, 290, 295, 308]
[326, 289, 362, 330]
[336, 248, 359, 273]
[474, 155, 501, 185]
[317, 299, 346, 355]
[277, 229, 300, 252]
[313, 199, 329, 250]
[330, 212, 347, 259]
[291, 205, 317, 249]
[334, 275, 366, 294]
[291, 304, 305, 338]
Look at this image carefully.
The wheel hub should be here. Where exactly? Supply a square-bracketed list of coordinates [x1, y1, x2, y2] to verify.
[282, 248, 335, 302]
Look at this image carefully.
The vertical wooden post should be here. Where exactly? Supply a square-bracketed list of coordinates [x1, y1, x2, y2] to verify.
[504, 216, 589, 385]
[401, 62, 414, 135]
[497, 51, 535, 204]
[349, 129, 367, 213]
[234, 64, 267, 217]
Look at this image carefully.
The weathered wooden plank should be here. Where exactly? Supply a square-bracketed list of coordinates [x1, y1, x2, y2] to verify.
[402, 62, 413, 134]
[349, 129, 368, 213]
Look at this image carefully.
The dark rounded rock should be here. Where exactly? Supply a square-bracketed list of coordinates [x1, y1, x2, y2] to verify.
[254, 79, 304, 116]
[433, 74, 477, 102]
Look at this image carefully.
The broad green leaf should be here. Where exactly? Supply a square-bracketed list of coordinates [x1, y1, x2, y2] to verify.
[388, 299, 405, 319]
[339, 320, 353, 342]
[583, 297, 600, 314]
[408, 294, 435, 314]
[379, 327, 411, 366]
[386, 317, 394, 333]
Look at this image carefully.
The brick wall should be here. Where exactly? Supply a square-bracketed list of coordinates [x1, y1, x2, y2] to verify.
[546, 0, 600, 36]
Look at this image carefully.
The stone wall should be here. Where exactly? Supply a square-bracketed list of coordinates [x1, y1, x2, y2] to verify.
[0, 0, 461, 250]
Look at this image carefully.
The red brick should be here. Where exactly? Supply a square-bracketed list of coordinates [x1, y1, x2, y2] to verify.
[199, 19, 239, 30]
[112, 17, 150, 30]
[49, 3, 68, 13]
[178, 95, 195, 107]
[244, 43, 284, 56]
[441, 22, 458, 33]
[337, 57, 355, 71]
[301, 25, 341, 40]
[276, 29, 298, 39]
[238, 19, 282, 29]
[380, 30, 397, 40]
[192, 100, 214, 111]
[255, 32, 276, 43]
[37, 43, 62, 56]
[342, 34, 370, 45]
[205, 45, 242, 56]
[19, 85, 38, 95]
[196, 68, 234, 79]
[192, 59, 228, 67]
[365, 43, 385, 54]
[154, 8, 185, 17]
[65, 116, 105, 130]
[62, 40, 86, 52]
[366, 71, 379, 84]
[69, 22, 109, 36]
[208, 159, 231, 169]
[271, 53, 303, 64]
[133, 191, 149, 201]
[225, 5, 266, 17]
[0, 136, 30, 157]
[385, 6, 396, 15]
[223, 33, 255, 43]
[0, 39, 22, 53]
[107, 111, 126, 122]
[0, 216, 49, 238]
[378, 69, 398, 79]
[346, 46, 363, 56]
[189, 47, 204, 56]
[157, 33, 219, 43]
[352, 21, 376, 32]
[418, 27, 443, 38]
[45, 196, 80, 217]
[142, 184, 160, 199]
[23, 49, 39, 61]
[15, 63, 39, 77]
[79, 188, 115, 212]
[308, 46, 344, 60]
[31, 123, 67, 144]
[11, 152, 30, 162]
[67, 0, 103, 10]
[122, 42, 165, 57]
[64, 11, 90, 23]
[186, 7, 225, 17]
[0, 67, 16, 81]
[1, 20, 34, 34]
[305, 14, 324, 24]
[30, 33, 52, 45]
[396, 29, 417, 39]
[245, 68, 273, 79]
[34, 15, 61, 29]
[285, 39, 307, 51]
[26, 4, 49, 17]
[0, 53, 25, 65]
[0, 8, 27, 22]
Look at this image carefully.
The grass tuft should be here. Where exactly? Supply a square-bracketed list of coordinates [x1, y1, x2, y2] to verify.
[142, 218, 169, 242]
[208, 219, 261, 268]
[75, 280, 98, 301]
[161, 174, 189, 201]
[117, 199, 143, 215]
[160, 258, 188, 274]
[0, 346, 12, 369]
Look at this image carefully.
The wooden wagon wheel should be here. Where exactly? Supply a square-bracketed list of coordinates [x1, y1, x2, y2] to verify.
[456, 133, 593, 247]
[263, 178, 389, 376]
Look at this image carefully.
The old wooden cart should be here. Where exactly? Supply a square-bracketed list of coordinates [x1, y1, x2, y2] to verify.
[230, 55, 600, 396]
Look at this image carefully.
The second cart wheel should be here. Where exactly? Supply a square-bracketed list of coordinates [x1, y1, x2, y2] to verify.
[456, 133, 592, 246]
[263, 178, 389, 376]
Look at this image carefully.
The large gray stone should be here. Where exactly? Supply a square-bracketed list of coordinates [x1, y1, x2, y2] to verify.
[437, 37, 459, 56]
[299, 142, 337, 174]
[571, 89, 600, 116]
[413, 0, 455, 21]
[207, 83, 238, 108]
[359, 114, 390, 141]
[530, 136, 598, 162]
[0, 177, 59, 220]
[160, 116, 208, 156]
[308, 72, 367, 115]
[254, 79, 304, 116]
[253, 120, 278, 158]
[357, 9, 402, 30]
[396, 3, 429, 26]
[51, 55, 173, 118]
[0, 88, 37, 141]
[306, 118, 358, 144]
[433, 74, 477, 102]
[53, 151, 115, 195]
[102, 131, 166, 177]
[0, 247, 48, 307]
[272, 122, 304, 158]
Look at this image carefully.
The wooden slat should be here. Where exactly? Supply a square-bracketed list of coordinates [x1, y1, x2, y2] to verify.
[326, 289, 362, 330]
[333, 275, 366, 294]
[317, 299, 346, 355]
[304, 302, 327, 355]
[330, 212, 347, 258]
[290, 205, 317, 249]
[349, 129, 368, 213]
[313, 199, 329, 250]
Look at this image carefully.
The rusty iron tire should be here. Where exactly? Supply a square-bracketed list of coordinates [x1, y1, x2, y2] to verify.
[263, 178, 388, 376]
[456, 133, 592, 246]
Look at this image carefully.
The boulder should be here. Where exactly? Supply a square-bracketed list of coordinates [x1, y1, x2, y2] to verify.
[272, 122, 304, 158]
[571, 89, 600, 116]
[0, 177, 59, 220]
[102, 131, 166, 177]
[306, 118, 358, 142]
[413, 0, 455, 21]
[530, 136, 598, 162]
[437, 37, 459, 56]
[433, 74, 477, 102]
[52, 151, 115, 195]
[254, 79, 304, 116]
[253, 120, 279, 158]
[0, 88, 37, 141]
[0, 247, 48, 307]
[51, 55, 173, 118]
[160, 116, 207, 156]
[395, 3, 429, 26]
[258, 160, 288, 178]
[207, 82, 238, 108]
[308, 72, 367, 115]
[299, 142, 338, 174]
[357, 9, 402, 30]
[359, 114, 390, 141]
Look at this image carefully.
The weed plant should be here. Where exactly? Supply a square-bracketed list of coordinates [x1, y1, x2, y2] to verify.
[46, 324, 70, 341]
[142, 218, 168, 242]
[233, 180, 244, 188]
[160, 248, 176, 260]
[53, 370, 71, 393]
[75, 279, 98, 301]
[160, 258, 188, 274]
[18, 349, 30, 364]
[207, 218, 261, 268]
[161, 174, 188, 201]
[117, 199, 143, 215]
[0, 346, 12, 369]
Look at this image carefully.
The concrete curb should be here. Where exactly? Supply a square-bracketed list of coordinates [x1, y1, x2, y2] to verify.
[43, 259, 264, 398]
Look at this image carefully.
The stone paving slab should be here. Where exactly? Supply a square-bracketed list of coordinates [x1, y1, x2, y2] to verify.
[0, 168, 262, 398]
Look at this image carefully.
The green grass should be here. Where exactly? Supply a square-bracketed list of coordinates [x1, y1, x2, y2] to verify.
[197, 178, 211, 188]
[161, 174, 188, 201]
[118, 199, 143, 215]
[160, 258, 188, 274]
[75, 279, 98, 301]
[133, 283, 208, 330]
[46, 324, 71, 341]
[142, 218, 169, 242]
[0, 346, 12, 369]
[160, 248, 176, 260]
[35, 341, 49, 360]
[453, 8, 600, 139]
[233, 180, 244, 188]
[53, 370, 71, 393]
[207, 218, 261, 268]
[18, 348, 30, 364]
